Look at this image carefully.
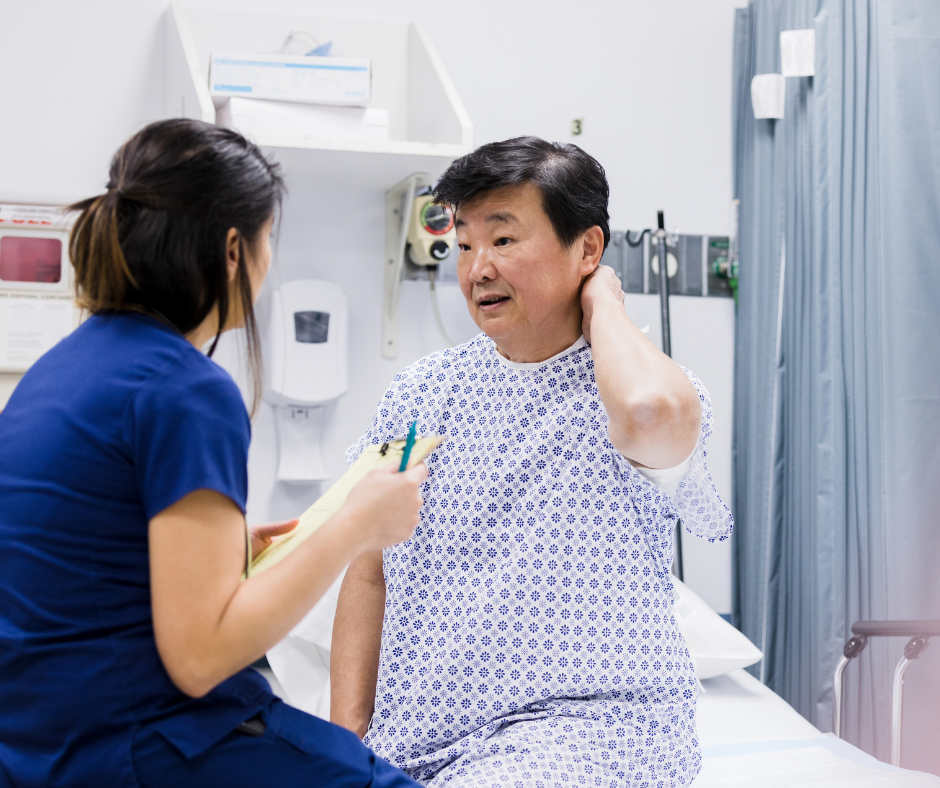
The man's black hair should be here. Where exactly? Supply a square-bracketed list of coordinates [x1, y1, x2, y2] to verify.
[433, 136, 610, 250]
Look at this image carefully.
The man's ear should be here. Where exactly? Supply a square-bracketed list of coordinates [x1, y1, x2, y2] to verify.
[578, 225, 605, 276]
[225, 228, 240, 282]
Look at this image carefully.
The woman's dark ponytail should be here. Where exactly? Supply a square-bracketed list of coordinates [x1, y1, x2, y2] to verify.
[69, 190, 139, 309]
[68, 119, 285, 414]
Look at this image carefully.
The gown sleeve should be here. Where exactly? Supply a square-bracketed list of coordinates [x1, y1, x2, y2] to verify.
[673, 367, 733, 542]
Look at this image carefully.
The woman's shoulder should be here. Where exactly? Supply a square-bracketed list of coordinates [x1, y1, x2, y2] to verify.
[135, 341, 245, 421]
[71, 313, 246, 421]
[92, 314, 234, 386]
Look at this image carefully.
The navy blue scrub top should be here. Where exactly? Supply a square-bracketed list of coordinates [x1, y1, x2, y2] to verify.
[0, 313, 272, 787]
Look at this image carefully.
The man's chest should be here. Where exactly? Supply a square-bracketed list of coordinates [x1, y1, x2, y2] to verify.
[423, 370, 622, 517]
[391, 384, 648, 581]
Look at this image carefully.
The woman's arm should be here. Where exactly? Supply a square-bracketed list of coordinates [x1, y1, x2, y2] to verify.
[330, 550, 386, 738]
[149, 463, 426, 698]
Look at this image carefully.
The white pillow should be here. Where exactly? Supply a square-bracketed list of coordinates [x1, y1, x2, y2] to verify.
[672, 577, 763, 679]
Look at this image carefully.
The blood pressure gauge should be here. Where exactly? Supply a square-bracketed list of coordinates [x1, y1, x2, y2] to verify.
[406, 195, 456, 267]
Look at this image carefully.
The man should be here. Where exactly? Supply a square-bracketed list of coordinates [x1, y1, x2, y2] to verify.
[331, 137, 732, 787]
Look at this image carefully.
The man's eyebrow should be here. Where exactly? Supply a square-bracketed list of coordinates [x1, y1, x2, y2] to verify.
[454, 211, 518, 229]
[485, 211, 517, 225]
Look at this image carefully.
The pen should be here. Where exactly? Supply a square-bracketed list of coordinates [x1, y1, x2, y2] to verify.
[399, 420, 417, 472]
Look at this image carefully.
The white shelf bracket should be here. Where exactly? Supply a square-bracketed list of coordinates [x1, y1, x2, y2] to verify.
[382, 172, 430, 359]
[165, 4, 216, 123]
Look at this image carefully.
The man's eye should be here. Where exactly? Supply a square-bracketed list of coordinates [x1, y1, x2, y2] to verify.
[458, 243, 470, 252]
[495, 237, 512, 247]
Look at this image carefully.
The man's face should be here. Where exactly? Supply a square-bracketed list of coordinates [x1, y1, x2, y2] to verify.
[455, 183, 588, 346]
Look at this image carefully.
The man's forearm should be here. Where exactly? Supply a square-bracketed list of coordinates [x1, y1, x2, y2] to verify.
[589, 296, 700, 469]
[330, 551, 386, 738]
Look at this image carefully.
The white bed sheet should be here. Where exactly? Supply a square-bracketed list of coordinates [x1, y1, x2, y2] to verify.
[693, 669, 940, 786]
[267, 632, 940, 785]
[696, 668, 821, 745]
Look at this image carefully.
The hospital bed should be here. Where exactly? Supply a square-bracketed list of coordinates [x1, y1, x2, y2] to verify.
[263, 577, 940, 787]
[693, 668, 939, 786]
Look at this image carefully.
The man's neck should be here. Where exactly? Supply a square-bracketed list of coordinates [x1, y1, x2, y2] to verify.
[493, 310, 583, 364]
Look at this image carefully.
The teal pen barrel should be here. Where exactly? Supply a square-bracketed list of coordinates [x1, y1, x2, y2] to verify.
[399, 421, 417, 472]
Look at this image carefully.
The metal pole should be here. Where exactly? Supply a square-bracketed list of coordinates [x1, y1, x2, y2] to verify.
[832, 633, 868, 738]
[892, 655, 912, 767]
[655, 210, 672, 358]
[891, 636, 930, 767]
[832, 655, 849, 738]
[655, 211, 681, 579]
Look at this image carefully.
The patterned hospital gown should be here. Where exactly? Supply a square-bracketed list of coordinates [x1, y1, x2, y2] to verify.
[347, 335, 732, 788]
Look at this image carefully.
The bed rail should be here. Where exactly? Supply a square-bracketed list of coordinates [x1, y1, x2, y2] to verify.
[832, 619, 940, 768]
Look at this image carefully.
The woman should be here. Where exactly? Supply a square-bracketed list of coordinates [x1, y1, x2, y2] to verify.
[0, 119, 425, 788]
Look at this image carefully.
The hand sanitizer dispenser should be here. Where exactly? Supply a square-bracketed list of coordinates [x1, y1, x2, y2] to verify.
[264, 279, 348, 483]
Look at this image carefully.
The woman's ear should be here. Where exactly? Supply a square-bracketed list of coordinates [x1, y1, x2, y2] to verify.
[225, 228, 240, 282]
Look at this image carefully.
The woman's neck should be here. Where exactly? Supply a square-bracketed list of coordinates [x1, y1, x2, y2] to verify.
[185, 306, 221, 351]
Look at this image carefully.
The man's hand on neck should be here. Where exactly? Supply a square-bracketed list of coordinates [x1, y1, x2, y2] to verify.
[581, 264, 627, 344]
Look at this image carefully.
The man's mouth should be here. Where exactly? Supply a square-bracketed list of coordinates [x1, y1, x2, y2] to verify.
[477, 294, 510, 309]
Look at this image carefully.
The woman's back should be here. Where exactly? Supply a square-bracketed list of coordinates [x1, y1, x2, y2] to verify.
[0, 312, 271, 786]
[0, 118, 426, 788]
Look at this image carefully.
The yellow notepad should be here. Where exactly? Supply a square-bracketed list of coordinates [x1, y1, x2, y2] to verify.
[249, 435, 444, 575]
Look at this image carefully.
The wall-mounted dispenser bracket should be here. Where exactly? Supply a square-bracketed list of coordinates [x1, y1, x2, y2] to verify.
[382, 172, 432, 358]
[273, 405, 330, 482]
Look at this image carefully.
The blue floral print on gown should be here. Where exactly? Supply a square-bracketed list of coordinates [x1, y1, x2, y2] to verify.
[346, 335, 732, 787]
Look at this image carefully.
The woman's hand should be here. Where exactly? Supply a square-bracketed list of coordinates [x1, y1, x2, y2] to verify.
[250, 519, 299, 560]
[341, 462, 428, 552]
[149, 463, 427, 699]
[249, 461, 427, 561]
[581, 264, 625, 344]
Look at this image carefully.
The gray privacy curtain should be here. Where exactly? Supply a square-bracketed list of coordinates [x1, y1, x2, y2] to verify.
[732, 0, 940, 766]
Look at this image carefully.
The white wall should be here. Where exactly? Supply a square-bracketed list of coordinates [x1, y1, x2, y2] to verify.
[0, 0, 742, 612]
[0, 0, 741, 230]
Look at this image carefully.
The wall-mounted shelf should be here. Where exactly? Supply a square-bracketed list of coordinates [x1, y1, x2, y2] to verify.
[165, 4, 473, 190]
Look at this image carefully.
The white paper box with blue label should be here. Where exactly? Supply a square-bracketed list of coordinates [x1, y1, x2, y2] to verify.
[209, 53, 371, 106]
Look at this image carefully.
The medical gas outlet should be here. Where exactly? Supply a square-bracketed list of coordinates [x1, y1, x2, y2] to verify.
[0, 203, 81, 373]
[264, 279, 348, 483]
[406, 194, 455, 267]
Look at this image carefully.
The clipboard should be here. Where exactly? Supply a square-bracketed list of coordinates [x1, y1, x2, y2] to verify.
[249, 435, 444, 575]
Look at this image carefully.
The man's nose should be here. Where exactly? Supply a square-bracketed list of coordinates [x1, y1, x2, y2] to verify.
[466, 247, 498, 283]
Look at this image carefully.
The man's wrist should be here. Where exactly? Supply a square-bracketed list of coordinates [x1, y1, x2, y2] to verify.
[585, 292, 623, 322]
